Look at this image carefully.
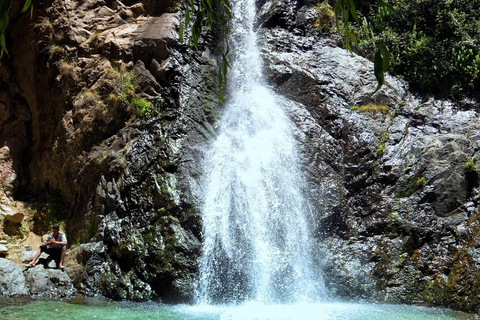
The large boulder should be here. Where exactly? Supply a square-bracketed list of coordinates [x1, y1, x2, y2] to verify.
[0, 259, 29, 296]
[24, 265, 77, 298]
[0, 258, 77, 298]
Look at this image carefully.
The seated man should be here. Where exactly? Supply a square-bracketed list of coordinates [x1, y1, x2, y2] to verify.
[25, 224, 67, 269]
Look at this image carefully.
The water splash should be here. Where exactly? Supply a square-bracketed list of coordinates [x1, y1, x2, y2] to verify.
[195, 0, 325, 304]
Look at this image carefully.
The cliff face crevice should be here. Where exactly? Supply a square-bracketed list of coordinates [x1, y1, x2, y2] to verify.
[1, 0, 480, 312]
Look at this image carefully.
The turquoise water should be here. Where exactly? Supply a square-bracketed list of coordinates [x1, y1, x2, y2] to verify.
[0, 298, 477, 320]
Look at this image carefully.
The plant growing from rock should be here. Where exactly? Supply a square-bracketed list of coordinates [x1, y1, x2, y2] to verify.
[464, 158, 478, 173]
[416, 177, 426, 188]
[376, 131, 389, 156]
[313, 1, 336, 33]
[130, 97, 153, 120]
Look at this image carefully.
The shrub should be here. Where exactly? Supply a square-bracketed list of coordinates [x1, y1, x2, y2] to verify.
[313, 1, 336, 33]
[353, 0, 480, 101]
[131, 98, 153, 119]
[376, 131, 389, 156]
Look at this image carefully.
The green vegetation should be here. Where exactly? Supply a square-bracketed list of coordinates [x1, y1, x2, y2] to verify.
[313, 1, 336, 33]
[416, 177, 426, 188]
[131, 97, 153, 120]
[33, 187, 67, 234]
[334, 0, 393, 92]
[464, 158, 478, 173]
[352, 0, 480, 100]
[76, 89, 105, 109]
[376, 131, 389, 156]
[111, 69, 156, 121]
[71, 67, 158, 122]
[180, 0, 232, 102]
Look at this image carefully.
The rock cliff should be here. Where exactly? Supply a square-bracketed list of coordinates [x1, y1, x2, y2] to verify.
[0, 0, 479, 313]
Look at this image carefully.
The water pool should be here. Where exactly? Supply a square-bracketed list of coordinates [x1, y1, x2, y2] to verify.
[0, 298, 477, 320]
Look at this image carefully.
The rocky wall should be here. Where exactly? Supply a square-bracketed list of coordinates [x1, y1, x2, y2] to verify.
[258, 0, 480, 313]
[0, 0, 219, 302]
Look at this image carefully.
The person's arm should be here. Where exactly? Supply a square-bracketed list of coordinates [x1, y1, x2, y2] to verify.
[47, 233, 67, 246]
[56, 233, 67, 246]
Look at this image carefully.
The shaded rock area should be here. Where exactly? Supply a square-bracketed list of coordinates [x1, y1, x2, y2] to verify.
[0, 0, 480, 315]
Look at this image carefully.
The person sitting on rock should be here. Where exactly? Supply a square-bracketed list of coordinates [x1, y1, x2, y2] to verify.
[25, 224, 67, 269]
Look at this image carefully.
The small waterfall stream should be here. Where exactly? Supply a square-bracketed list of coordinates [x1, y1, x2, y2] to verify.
[195, 0, 325, 304]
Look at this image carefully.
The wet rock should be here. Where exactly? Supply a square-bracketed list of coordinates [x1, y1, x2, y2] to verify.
[133, 14, 179, 65]
[258, 1, 480, 312]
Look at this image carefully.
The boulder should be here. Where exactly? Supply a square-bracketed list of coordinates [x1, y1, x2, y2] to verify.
[133, 13, 179, 64]
[1, 208, 24, 223]
[24, 265, 77, 298]
[0, 258, 29, 296]
[0, 245, 8, 257]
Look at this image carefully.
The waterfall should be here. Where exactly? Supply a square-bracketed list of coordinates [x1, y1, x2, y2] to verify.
[195, 0, 325, 304]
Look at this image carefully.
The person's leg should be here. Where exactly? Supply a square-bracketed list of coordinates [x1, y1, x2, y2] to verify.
[58, 245, 66, 269]
[25, 246, 43, 267]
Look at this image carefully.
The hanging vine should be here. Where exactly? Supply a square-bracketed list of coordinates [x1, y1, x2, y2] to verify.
[335, 0, 394, 92]
[180, 0, 232, 102]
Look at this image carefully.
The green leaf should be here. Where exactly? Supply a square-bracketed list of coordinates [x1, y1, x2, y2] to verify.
[222, 55, 228, 76]
[376, 0, 395, 12]
[346, 0, 360, 23]
[21, 0, 31, 13]
[224, 4, 232, 19]
[0, 34, 8, 58]
[179, 24, 184, 42]
[335, 0, 342, 32]
[185, 5, 190, 26]
[379, 42, 390, 70]
[348, 30, 358, 46]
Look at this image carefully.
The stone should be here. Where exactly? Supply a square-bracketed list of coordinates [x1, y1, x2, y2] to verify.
[21, 250, 36, 263]
[0, 245, 8, 256]
[0, 258, 29, 296]
[1, 208, 24, 223]
[130, 3, 145, 16]
[133, 14, 179, 63]
[133, 60, 162, 97]
[24, 265, 77, 298]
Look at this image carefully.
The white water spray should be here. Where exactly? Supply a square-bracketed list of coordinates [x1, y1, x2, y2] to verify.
[195, 0, 325, 304]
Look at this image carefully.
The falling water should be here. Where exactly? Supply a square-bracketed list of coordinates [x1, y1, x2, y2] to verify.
[195, 0, 325, 304]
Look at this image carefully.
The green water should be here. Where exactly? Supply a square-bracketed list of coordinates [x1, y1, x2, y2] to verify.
[0, 298, 477, 320]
